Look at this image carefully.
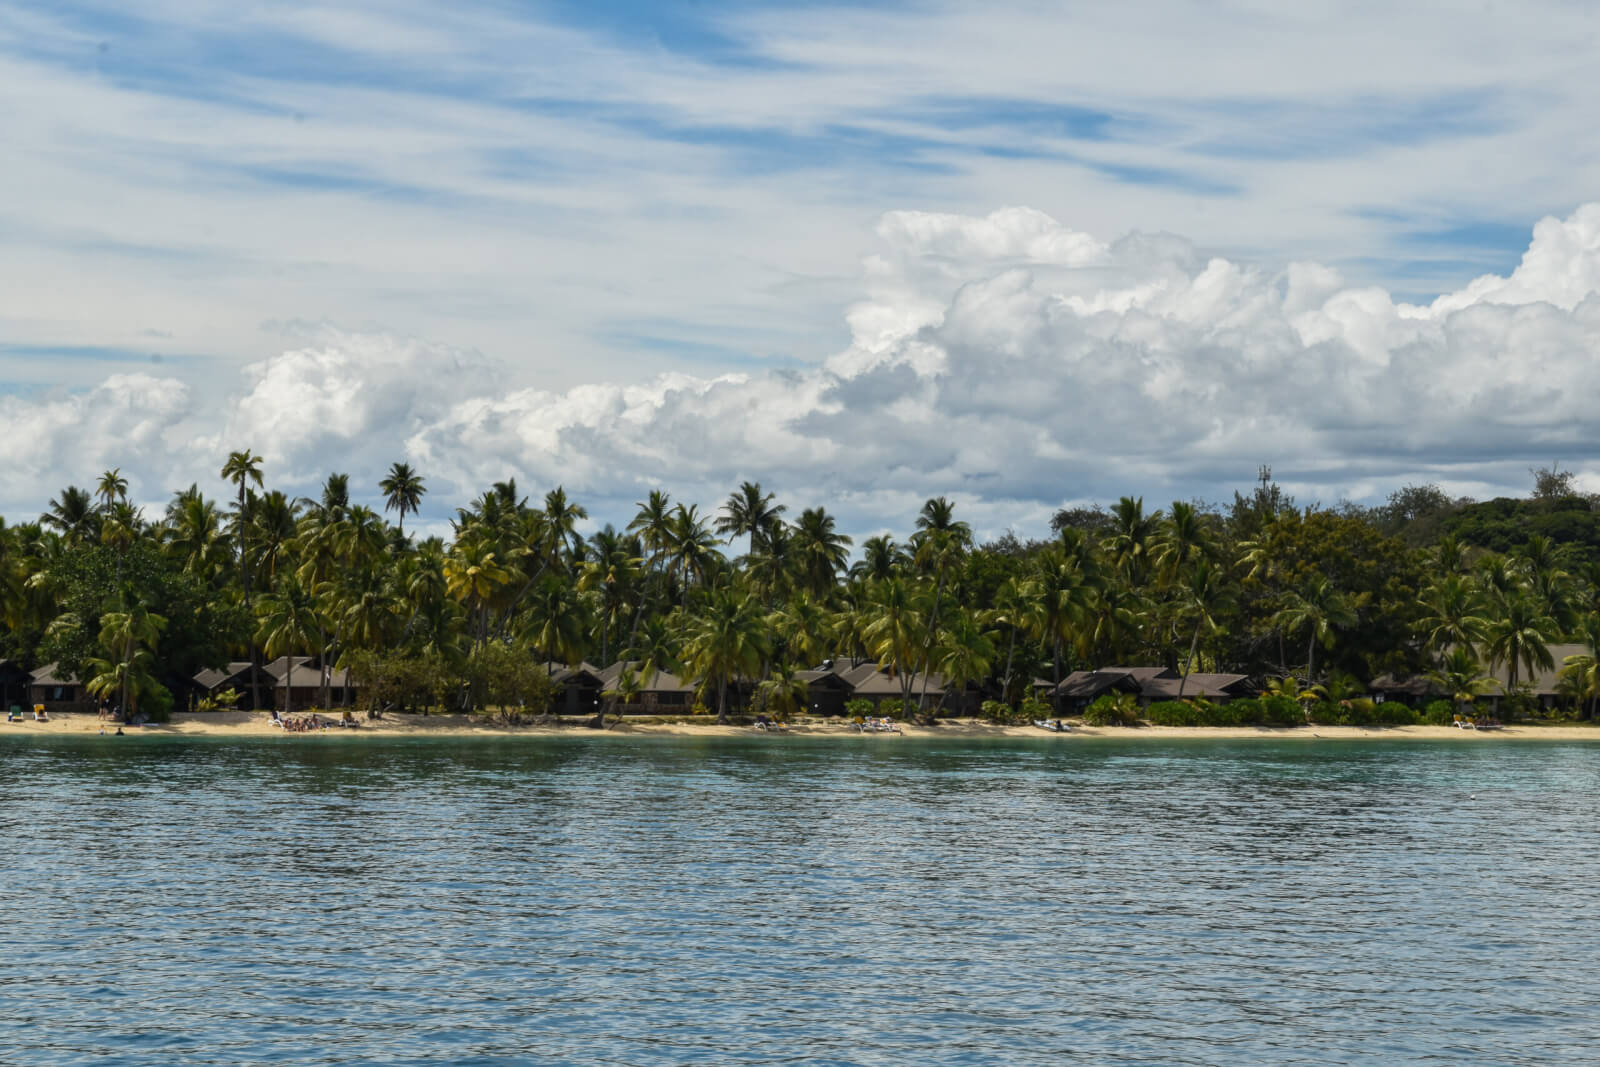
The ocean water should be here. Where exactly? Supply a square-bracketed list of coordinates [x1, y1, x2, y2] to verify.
[3, 734, 1597, 1065]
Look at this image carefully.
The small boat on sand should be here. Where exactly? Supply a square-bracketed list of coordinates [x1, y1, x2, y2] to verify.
[1033, 719, 1071, 733]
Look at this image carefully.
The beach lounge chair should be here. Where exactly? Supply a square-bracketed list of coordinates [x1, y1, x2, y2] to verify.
[1452, 714, 1474, 730]
[33, 705, 49, 723]
[7, 705, 22, 722]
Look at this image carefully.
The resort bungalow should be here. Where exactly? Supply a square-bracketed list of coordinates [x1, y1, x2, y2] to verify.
[543, 662, 607, 716]
[193, 657, 358, 711]
[797, 657, 947, 714]
[30, 663, 94, 712]
[1367, 674, 1441, 705]
[597, 661, 699, 711]
[1050, 666, 1257, 710]
[1486, 643, 1587, 712]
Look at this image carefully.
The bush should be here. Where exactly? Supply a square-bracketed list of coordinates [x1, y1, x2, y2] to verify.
[1423, 699, 1456, 726]
[1019, 694, 1052, 720]
[879, 697, 910, 718]
[980, 699, 1016, 724]
[1259, 694, 1304, 726]
[140, 681, 174, 724]
[845, 698, 874, 719]
[1083, 693, 1140, 726]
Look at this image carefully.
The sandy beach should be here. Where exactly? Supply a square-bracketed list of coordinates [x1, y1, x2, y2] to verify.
[10, 710, 1600, 741]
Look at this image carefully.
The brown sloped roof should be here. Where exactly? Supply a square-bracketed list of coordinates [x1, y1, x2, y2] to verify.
[1369, 674, 1440, 698]
[30, 662, 79, 687]
[1141, 673, 1256, 700]
[1055, 670, 1144, 698]
[194, 661, 254, 691]
[596, 661, 696, 693]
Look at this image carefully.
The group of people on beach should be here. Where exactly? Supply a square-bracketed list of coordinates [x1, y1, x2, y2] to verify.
[271, 709, 360, 732]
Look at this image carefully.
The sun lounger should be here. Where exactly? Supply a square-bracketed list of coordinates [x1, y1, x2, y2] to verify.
[7, 705, 22, 722]
[33, 705, 49, 723]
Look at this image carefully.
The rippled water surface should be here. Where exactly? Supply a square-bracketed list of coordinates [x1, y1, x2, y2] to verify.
[4, 734, 1599, 1064]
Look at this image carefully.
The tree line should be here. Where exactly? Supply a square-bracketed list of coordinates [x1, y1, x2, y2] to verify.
[3, 454, 1599, 723]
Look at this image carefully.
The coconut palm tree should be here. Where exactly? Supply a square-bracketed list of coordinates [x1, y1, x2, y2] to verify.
[793, 507, 852, 600]
[663, 504, 720, 612]
[1108, 496, 1162, 586]
[911, 497, 972, 708]
[1429, 646, 1502, 718]
[257, 576, 319, 716]
[1416, 574, 1491, 654]
[1483, 595, 1557, 705]
[221, 449, 265, 707]
[716, 481, 786, 559]
[1273, 577, 1359, 686]
[1175, 558, 1233, 698]
[43, 486, 99, 544]
[444, 537, 512, 646]
[861, 577, 930, 715]
[850, 535, 907, 582]
[526, 574, 588, 673]
[92, 603, 166, 719]
[379, 462, 426, 537]
[95, 468, 128, 511]
[682, 587, 769, 722]
[934, 609, 996, 714]
[756, 662, 808, 721]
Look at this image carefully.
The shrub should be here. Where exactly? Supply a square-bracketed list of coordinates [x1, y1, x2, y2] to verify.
[140, 681, 174, 723]
[1423, 699, 1456, 726]
[980, 699, 1015, 724]
[1083, 693, 1140, 726]
[845, 698, 874, 719]
[1259, 694, 1304, 726]
[1019, 694, 1052, 720]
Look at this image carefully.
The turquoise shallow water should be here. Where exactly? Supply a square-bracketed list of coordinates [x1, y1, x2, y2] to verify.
[3, 734, 1598, 1065]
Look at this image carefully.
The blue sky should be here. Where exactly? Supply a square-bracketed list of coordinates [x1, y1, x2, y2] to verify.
[1, 0, 1598, 534]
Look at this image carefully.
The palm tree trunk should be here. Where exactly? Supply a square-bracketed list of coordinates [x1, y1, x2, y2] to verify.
[918, 567, 947, 713]
[1179, 621, 1201, 699]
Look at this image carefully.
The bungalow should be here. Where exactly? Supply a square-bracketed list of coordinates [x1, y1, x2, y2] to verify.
[1050, 666, 1257, 709]
[543, 662, 607, 716]
[193, 656, 357, 712]
[597, 661, 699, 711]
[30, 663, 90, 709]
[798, 657, 947, 714]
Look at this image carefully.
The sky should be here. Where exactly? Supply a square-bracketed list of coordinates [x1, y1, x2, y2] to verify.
[3, 0, 1600, 541]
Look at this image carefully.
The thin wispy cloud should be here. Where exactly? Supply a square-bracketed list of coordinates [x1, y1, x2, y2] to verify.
[2, 0, 1597, 533]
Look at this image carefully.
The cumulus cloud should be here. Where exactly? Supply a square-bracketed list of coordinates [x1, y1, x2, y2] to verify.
[6, 205, 1600, 537]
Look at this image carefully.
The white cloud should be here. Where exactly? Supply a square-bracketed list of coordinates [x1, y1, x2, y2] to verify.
[6, 204, 1600, 540]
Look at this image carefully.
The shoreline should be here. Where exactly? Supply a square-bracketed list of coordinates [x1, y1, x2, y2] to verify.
[9, 711, 1600, 741]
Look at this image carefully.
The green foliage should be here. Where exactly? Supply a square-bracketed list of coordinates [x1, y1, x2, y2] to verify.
[1083, 693, 1140, 726]
[1258, 695, 1303, 726]
[845, 698, 874, 719]
[1440, 495, 1600, 564]
[1019, 694, 1052, 720]
[140, 680, 173, 723]
[878, 697, 908, 718]
[1423, 699, 1457, 725]
[980, 699, 1015, 724]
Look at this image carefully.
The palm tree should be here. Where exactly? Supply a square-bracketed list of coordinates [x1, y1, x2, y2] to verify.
[1273, 577, 1359, 686]
[444, 538, 513, 646]
[526, 574, 588, 672]
[257, 577, 319, 716]
[770, 592, 834, 670]
[1429, 646, 1502, 718]
[1484, 595, 1557, 706]
[934, 609, 996, 713]
[379, 462, 426, 537]
[578, 526, 643, 667]
[911, 496, 972, 710]
[92, 604, 166, 719]
[850, 535, 906, 582]
[96, 468, 128, 511]
[716, 481, 786, 559]
[1416, 574, 1490, 654]
[1560, 616, 1600, 719]
[1175, 558, 1232, 698]
[663, 504, 720, 613]
[221, 449, 265, 708]
[43, 486, 99, 544]
[1109, 496, 1161, 586]
[1030, 542, 1097, 711]
[793, 507, 852, 600]
[682, 587, 769, 722]
[1154, 500, 1215, 584]
[757, 662, 809, 721]
[860, 577, 930, 715]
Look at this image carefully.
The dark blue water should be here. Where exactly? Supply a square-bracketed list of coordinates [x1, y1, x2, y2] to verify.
[3, 735, 1597, 1065]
